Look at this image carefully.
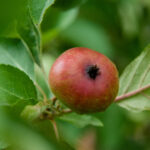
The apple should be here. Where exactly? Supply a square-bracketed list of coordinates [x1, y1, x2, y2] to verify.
[49, 47, 119, 113]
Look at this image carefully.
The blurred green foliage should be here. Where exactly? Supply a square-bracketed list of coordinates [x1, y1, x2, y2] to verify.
[0, 0, 150, 150]
[42, 0, 150, 71]
[40, 0, 150, 149]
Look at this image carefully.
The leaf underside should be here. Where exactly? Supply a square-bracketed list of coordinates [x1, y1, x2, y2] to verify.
[118, 45, 150, 112]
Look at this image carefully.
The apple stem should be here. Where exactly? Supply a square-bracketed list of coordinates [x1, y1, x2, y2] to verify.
[115, 84, 150, 102]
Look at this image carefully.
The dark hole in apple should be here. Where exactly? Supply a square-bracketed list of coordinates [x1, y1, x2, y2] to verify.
[86, 65, 100, 80]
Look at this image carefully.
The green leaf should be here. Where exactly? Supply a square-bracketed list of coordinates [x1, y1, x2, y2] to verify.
[29, 0, 55, 24]
[0, 38, 34, 80]
[58, 113, 103, 128]
[18, 0, 56, 66]
[17, 0, 57, 66]
[0, 0, 56, 66]
[0, 65, 37, 106]
[17, 11, 41, 66]
[117, 45, 150, 112]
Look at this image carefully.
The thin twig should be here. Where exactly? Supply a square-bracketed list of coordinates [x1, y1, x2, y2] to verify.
[34, 82, 48, 103]
[51, 120, 60, 141]
[115, 84, 150, 102]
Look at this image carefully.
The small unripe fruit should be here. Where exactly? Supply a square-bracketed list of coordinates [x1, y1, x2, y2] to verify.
[49, 47, 119, 113]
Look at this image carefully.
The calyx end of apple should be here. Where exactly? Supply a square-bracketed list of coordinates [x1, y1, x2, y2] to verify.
[86, 64, 100, 80]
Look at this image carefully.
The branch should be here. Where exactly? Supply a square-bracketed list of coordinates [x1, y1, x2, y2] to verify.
[51, 120, 60, 141]
[115, 84, 150, 102]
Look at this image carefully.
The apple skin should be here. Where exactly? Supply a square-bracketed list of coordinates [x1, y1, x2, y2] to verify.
[49, 47, 119, 113]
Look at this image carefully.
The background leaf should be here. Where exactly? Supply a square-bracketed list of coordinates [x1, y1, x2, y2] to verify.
[0, 0, 25, 37]
[58, 121, 83, 149]
[0, 138, 8, 150]
[29, 0, 55, 25]
[117, 45, 150, 111]
[61, 18, 114, 58]
[53, 0, 86, 10]
[0, 65, 37, 106]
[0, 110, 62, 150]
[42, 7, 79, 45]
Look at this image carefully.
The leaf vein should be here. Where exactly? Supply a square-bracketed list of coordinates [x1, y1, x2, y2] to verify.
[124, 50, 148, 93]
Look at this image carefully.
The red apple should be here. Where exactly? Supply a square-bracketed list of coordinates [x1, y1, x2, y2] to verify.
[49, 47, 119, 113]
